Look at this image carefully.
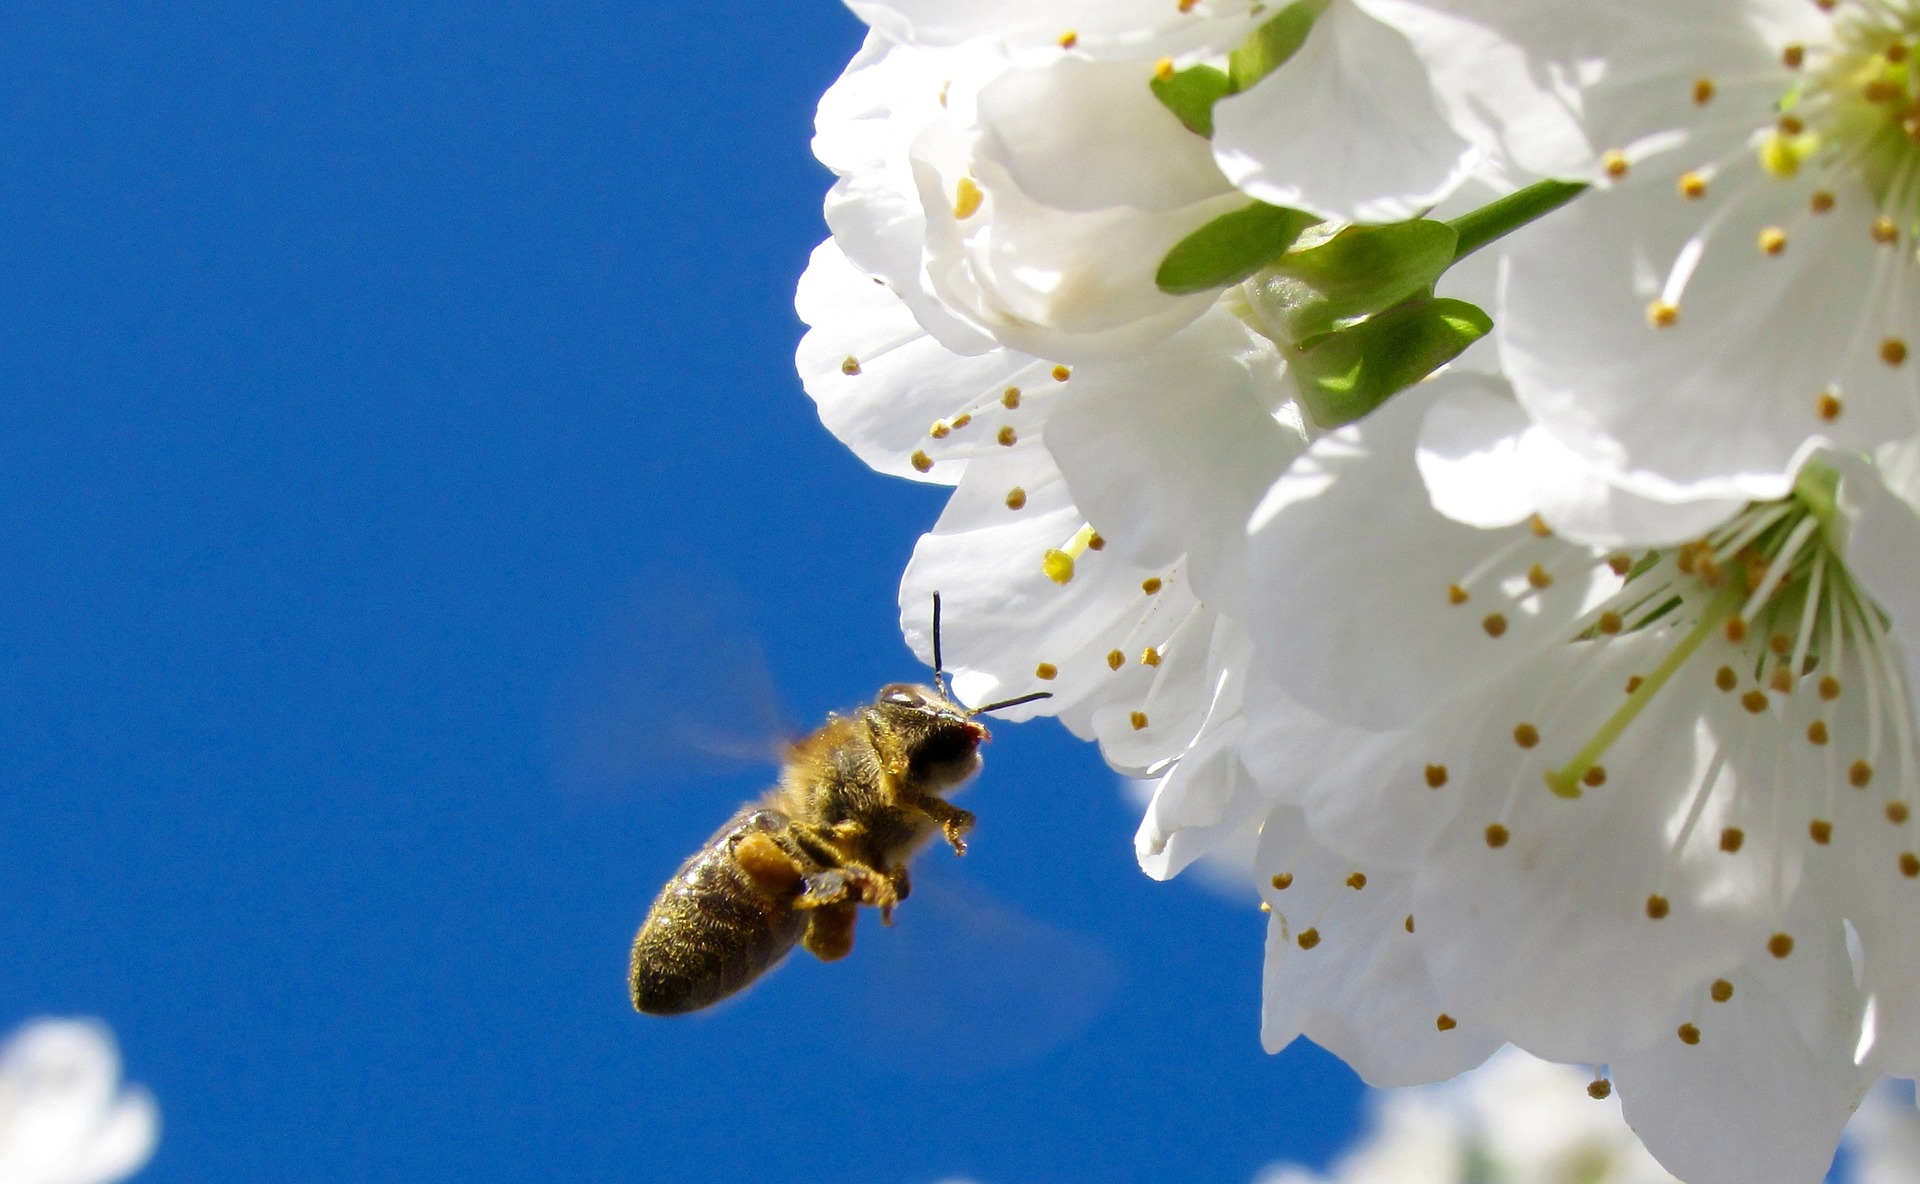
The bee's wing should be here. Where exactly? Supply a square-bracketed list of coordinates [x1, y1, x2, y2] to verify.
[546, 574, 795, 800]
[832, 865, 1120, 1076]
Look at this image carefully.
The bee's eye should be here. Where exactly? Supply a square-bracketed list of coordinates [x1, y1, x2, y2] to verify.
[880, 684, 927, 708]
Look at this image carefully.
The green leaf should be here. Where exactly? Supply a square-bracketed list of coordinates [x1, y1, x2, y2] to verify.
[1150, 64, 1233, 138]
[1245, 220, 1458, 343]
[1228, 0, 1332, 92]
[1291, 297, 1493, 428]
[1155, 202, 1320, 295]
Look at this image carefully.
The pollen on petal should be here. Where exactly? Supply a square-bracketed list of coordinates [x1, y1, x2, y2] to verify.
[1483, 613, 1509, 637]
[1720, 827, 1745, 852]
[1513, 723, 1539, 748]
[1425, 763, 1449, 788]
[1646, 894, 1670, 919]
[1711, 979, 1734, 1002]
[1678, 1023, 1702, 1045]
[1769, 933, 1795, 958]
[1272, 872, 1293, 890]
[1810, 819, 1834, 844]
[1297, 928, 1320, 950]
[1435, 1014, 1457, 1032]
[1485, 824, 1510, 848]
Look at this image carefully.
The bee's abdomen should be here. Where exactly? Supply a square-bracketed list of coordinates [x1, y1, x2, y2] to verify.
[630, 809, 807, 1015]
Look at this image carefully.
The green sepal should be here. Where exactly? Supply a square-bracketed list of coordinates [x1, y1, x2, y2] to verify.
[1155, 202, 1320, 295]
[1291, 297, 1493, 429]
[1150, 64, 1233, 137]
[1246, 219, 1457, 343]
[1228, 0, 1331, 91]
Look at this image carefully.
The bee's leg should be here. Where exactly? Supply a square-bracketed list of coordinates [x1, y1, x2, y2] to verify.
[800, 901, 858, 962]
[732, 831, 808, 899]
[787, 822, 899, 912]
[879, 863, 911, 926]
[901, 792, 976, 856]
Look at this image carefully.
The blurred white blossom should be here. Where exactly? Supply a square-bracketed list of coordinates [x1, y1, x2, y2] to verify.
[0, 1019, 158, 1184]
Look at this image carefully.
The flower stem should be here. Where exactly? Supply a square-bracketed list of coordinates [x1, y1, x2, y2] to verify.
[1544, 582, 1743, 799]
[1447, 180, 1588, 262]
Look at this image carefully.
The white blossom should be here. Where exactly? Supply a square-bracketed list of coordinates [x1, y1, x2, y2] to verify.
[0, 1019, 158, 1184]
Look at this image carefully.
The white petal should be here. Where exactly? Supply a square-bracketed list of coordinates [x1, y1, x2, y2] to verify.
[845, 0, 1265, 58]
[1213, 1, 1477, 223]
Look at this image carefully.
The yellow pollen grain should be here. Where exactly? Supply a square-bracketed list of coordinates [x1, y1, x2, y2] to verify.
[1051, 364, 1072, 382]
[841, 356, 862, 376]
[1648, 300, 1679, 328]
[1769, 933, 1795, 959]
[1483, 613, 1509, 638]
[1425, 764, 1449, 789]
[1678, 1023, 1702, 1045]
[1902, 852, 1920, 878]
[1513, 723, 1540, 748]
[1588, 1079, 1613, 1100]
[1106, 649, 1125, 671]
[1405, 914, 1415, 933]
[1741, 689, 1769, 714]
[1758, 226, 1788, 256]
[1770, 666, 1795, 693]
[1087, 532, 1105, 551]
[1852, 759, 1876, 788]
[1346, 873, 1367, 890]
[1272, 872, 1293, 890]
[1057, 29, 1079, 49]
[951, 413, 972, 429]
[1001, 387, 1021, 409]
[1725, 618, 1748, 644]
[997, 425, 1018, 447]
[1141, 577, 1163, 595]
[1597, 611, 1624, 634]
[1004, 487, 1027, 510]
[1808, 720, 1830, 745]
[1782, 43, 1805, 69]
[1034, 662, 1058, 681]
[1883, 338, 1909, 366]
[952, 175, 984, 220]
[1888, 801, 1911, 825]
[1602, 149, 1630, 179]
[1448, 583, 1470, 605]
[1817, 390, 1843, 422]
[1129, 711, 1148, 731]
[1711, 979, 1734, 1002]
[1154, 57, 1175, 81]
[910, 450, 933, 473]
[1678, 171, 1709, 199]
[1584, 765, 1608, 788]
[1297, 928, 1320, 950]
[1811, 189, 1836, 213]
[1625, 675, 1645, 694]
[1715, 665, 1738, 692]
[1720, 826, 1746, 853]
[1810, 819, 1834, 845]
[1692, 77, 1715, 105]
[1530, 515, 1553, 538]
[1608, 553, 1633, 576]
[1435, 1014, 1457, 1032]
[1527, 563, 1554, 589]
[1485, 823, 1510, 848]
[1646, 894, 1671, 919]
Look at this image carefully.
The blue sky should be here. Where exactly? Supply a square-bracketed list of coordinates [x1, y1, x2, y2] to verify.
[0, 3, 1363, 1180]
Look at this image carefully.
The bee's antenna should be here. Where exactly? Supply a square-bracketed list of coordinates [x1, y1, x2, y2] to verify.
[931, 591, 951, 699]
[970, 691, 1053, 716]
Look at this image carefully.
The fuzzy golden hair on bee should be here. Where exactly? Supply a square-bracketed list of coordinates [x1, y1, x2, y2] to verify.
[629, 593, 1050, 1015]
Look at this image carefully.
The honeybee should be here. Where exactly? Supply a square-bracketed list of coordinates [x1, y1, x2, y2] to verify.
[629, 594, 1051, 1016]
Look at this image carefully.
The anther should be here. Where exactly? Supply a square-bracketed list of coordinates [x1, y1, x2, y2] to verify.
[1646, 894, 1671, 919]
[1865, 78, 1900, 103]
[1725, 617, 1748, 643]
[997, 425, 1018, 447]
[930, 420, 952, 439]
[953, 176, 984, 219]
[1817, 390, 1843, 422]
[1485, 824, 1510, 848]
[1483, 613, 1509, 637]
[1874, 216, 1900, 245]
[1769, 632, 1791, 655]
[1178, 0, 1198, 11]
[1692, 78, 1715, 105]
[1296, 928, 1320, 950]
[1141, 577, 1163, 595]
[1005, 487, 1027, 510]
[1057, 29, 1079, 49]
[1679, 171, 1709, 199]
[1035, 663, 1058, 680]
[1425, 764, 1449, 789]
[1435, 1014, 1457, 1032]
[1448, 583, 1469, 605]
[1513, 723, 1539, 748]
[1272, 873, 1293, 890]
[1141, 647, 1162, 667]
[1346, 873, 1367, 890]
[1711, 979, 1734, 1002]
[1882, 338, 1909, 366]
[1530, 515, 1553, 538]
[1903, 853, 1920, 878]
[1778, 115, 1806, 136]
[1087, 532, 1104, 550]
[1608, 554, 1633, 576]
[1154, 57, 1175, 81]
[1584, 765, 1608, 788]
[1625, 676, 1645, 694]
[1810, 819, 1834, 844]
[1782, 44, 1805, 68]
[1001, 387, 1021, 408]
[1819, 675, 1841, 700]
[1852, 759, 1875, 788]
[1129, 711, 1148, 731]
[1758, 226, 1788, 256]
[1588, 1079, 1613, 1099]
[1888, 801, 1910, 825]
[1770, 666, 1794, 693]
[1602, 150, 1630, 179]
[1260, 901, 1271, 913]
[1404, 915, 1414, 933]
[1768, 933, 1795, 959]
[1527, 563, 1554, 589]
[1720, 827, 1745, 853]
[1888, 44, 1910, 63]
[1810, 189, 1836, 213]
[1808, 720, 1830, 745]
[1598, 611, 1624, 634]
[841, 356, 862, 376]
[1678, 1023, 1702, 1045]
[1716, 666, 1738, 692]
[1107, 649, 1125, 670]
[951, 413, 972, 429]
[1741, 689, 1769, 714]
[910, 450, 933, 473]
[1051, 364, 1071, 382]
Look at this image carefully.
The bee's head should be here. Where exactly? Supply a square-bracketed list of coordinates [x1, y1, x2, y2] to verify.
[870, 682, 988, 794]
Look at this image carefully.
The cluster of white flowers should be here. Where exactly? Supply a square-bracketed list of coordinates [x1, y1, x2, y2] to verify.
[0, 1018, 158, 1184]
[798, 1, 1920, 1180]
